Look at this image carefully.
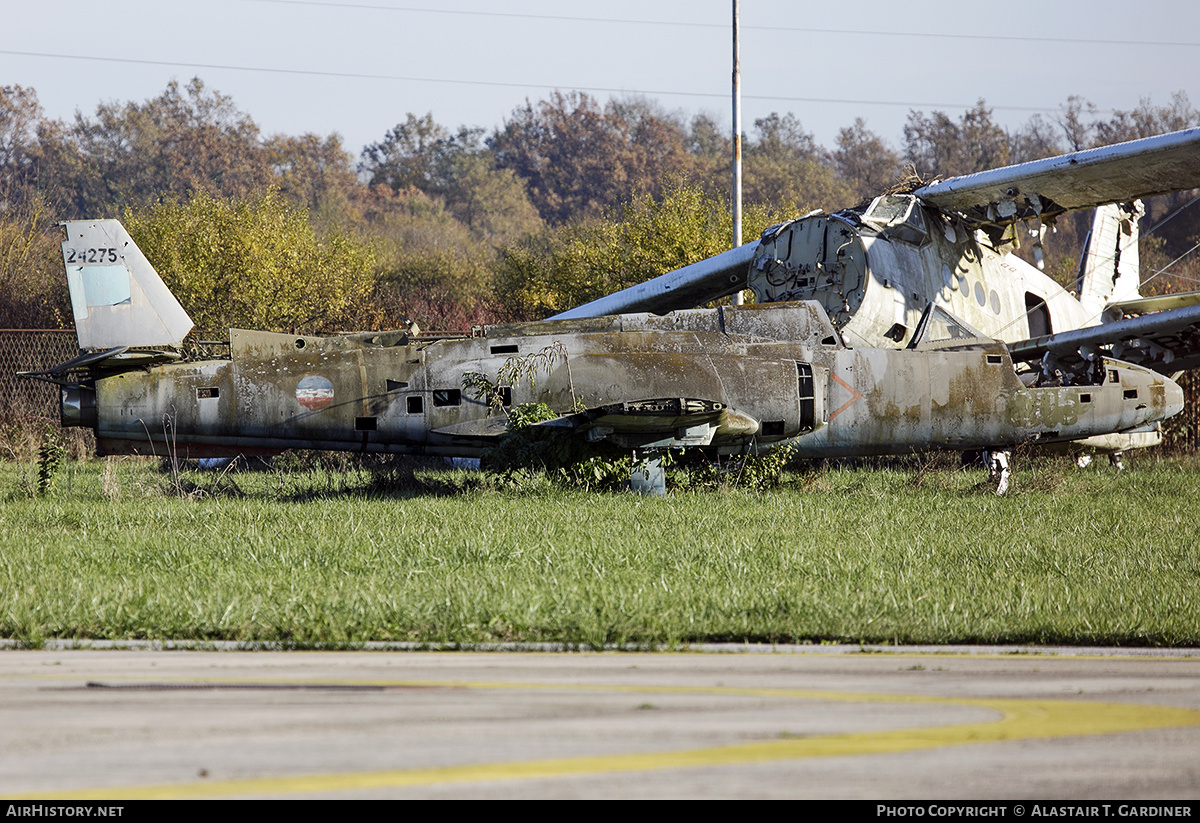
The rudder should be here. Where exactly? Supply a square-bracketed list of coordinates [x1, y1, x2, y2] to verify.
[62, 220, 193, 350]
[1076, 201, 1144, 317]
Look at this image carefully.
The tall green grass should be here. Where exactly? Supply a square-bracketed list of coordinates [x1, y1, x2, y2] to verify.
[1, 454, 1197, 647]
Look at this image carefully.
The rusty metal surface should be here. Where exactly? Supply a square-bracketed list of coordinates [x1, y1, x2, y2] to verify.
[546, 129, 1200, 453]
[45, 126, 1200, 476]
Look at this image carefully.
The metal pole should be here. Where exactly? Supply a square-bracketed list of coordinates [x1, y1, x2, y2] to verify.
[731, 0, 744, 305]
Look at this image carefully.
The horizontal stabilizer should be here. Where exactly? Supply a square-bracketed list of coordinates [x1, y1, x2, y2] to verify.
[18, 346, 183, 385]
[62, 220, 193, 350]
[916, 128, 1200, 224]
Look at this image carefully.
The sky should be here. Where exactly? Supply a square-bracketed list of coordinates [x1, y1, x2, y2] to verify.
[3, 0, 1199, 162]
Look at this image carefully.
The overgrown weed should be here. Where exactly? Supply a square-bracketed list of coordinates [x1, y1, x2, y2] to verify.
[904, 453, 968, 491]
[35, 424, 66, 495]
[666, 444, 795, 493]
[791, 462, 834, 493]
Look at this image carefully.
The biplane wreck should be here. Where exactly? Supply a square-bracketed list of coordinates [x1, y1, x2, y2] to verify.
[24, 128, 1200, 493]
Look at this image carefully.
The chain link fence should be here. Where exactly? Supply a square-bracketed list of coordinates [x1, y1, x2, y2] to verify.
[0, 330, 78, 424]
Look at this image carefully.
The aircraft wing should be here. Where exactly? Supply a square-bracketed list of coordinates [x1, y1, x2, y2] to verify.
[915, 128, 1200, 224]
[1007, 302, 1200, 374]
[549, 244, 755, 320]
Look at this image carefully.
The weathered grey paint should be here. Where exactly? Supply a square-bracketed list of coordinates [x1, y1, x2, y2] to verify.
[83, 302, 1182, 462]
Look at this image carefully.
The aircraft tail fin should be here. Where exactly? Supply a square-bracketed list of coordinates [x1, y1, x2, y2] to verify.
[61, 220, 193, 351]
[1076, 201, 1144, 317]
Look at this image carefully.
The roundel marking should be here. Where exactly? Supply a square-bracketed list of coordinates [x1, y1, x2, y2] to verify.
[297, 375, 335, 411]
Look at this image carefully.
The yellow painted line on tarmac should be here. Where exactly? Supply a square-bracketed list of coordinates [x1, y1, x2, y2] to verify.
[12, 677, 1200, 800]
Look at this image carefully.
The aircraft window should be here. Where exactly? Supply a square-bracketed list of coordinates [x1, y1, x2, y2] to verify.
[1124, 389, 1138, 400]
[386, 379, 408, 391]
[355, 416, 377, 431]
[974, 283, 986, 307]
[491, 344, 518, 354]
[908, 304, 992, 349]
[863, 195, 927, 244]
[433, 389, 461, 407]
[990, 290, 1001, 314]
[797, 363, 814, 398]
[863, 195, 910, 225]
[407, 396, 424, 414]
[884, 323, 906, 343]
[498, 386, 513, 407]
[1109, 369, 1119, 383]
[1080, 393, 1092, 403]
[196, 387, 219, 399]
[890, 208, 927, 245]
[762, 421, 785, 437]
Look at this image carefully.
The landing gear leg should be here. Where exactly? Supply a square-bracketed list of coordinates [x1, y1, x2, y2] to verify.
[984, 449, 1011, 495]
[1075, 453, 1093, 469]
[1109, 451, 1126, 472]
[630, 449, 667, 496]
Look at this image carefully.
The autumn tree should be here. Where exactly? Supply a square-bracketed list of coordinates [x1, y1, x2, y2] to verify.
[124, 190, 375, 334]
[904, 100, 1011, 179]
[490, 92, 693, 224]
[0, 85, 46, 208]
[1094, 91, 1200, 145]
[63, 79, 273, 216]
[359, 113, 461, 193]
[742, 113, 851, 211]
[495, 181, 793, 319]
[0, 196, 70, 328]
[1009, 113, 1066, 165]
[833, 118, 901, 202]
[439, 152, 543, 245]
[357, 185, 503, 331]
[359, 113, 541, 246]
[686, 112, 732, 192]
[264, 133, 359, 220]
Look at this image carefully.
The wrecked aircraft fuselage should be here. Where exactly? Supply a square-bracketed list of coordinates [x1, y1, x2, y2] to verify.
[64, 300, 1181, 464]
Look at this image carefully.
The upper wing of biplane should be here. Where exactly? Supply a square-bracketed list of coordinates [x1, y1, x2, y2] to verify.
[555, 129, 1200, 320]
[915, 128, 1200, 224]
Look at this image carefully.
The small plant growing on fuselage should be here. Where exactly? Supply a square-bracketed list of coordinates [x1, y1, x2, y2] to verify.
[463, 347, 628, 489]
[463, 342, 578, 417]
